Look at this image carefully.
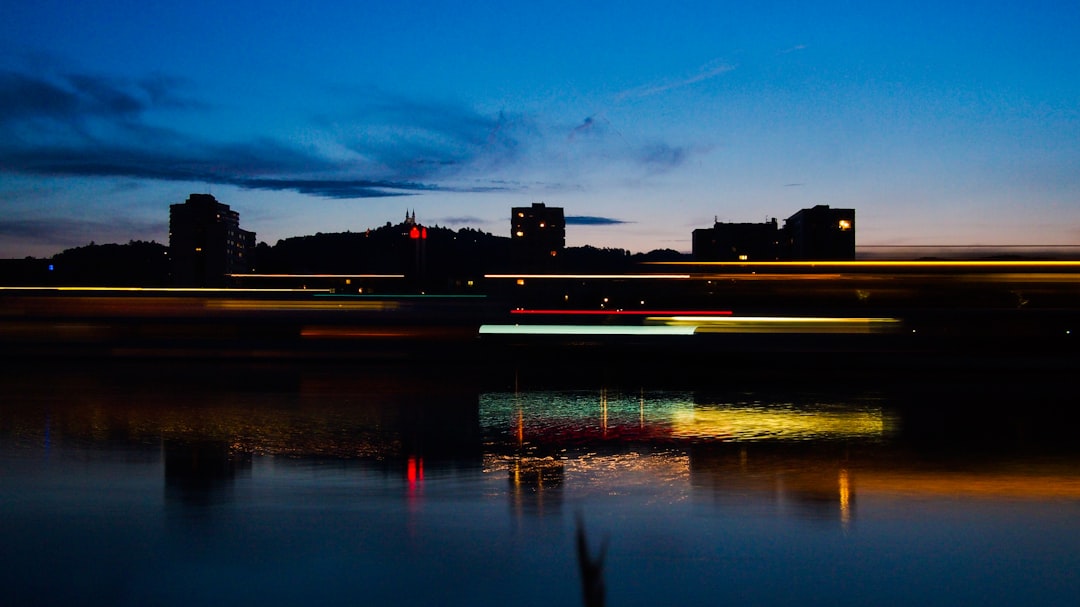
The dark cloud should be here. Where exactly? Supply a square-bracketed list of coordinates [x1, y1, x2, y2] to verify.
[337, 97, 525, 180]
[234, 178, 429, 198]
[439, 215, 488, 225]
[637, 142, 688, 170]
[565, 216, 631, 226]
[0, 69, 533, 199]
[569, 116, 601, 140]
[0, 70, 448, 198]
[0, 69, 200, 125]
[1, 66, 693, 202]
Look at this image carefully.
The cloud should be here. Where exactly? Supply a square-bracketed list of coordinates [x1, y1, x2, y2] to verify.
[637, 142, 689, 171]
[565, 216, 631, 226]
[335, 96, 527, 181]
[569, 116, 602, 140]
[0, 64, 699, 203]
[0, 69, 459, 199]
[438, 215, 488, 226]
[561, 111, 704, 176]
[0, 69, 201, 128]
[614, 60, 736, 101]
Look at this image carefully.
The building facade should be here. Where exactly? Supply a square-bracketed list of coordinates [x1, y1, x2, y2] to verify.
[782, 205, 855, 260]
[693, 205, 856, 261]
[692, 218, 780, 261]
[511, 203, 565, 267]
[169, 194, 256, 286]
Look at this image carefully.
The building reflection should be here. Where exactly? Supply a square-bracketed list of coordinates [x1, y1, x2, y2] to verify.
[0, 362, 484, 510]
[478, 378, 1080, 526]
[688, 444, 858, 525]
[507, 456, 566, 518]
[3, 361, 1080, 527]
[164, 439, 251, 507]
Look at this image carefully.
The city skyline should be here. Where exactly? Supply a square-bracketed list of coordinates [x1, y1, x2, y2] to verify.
[2, 1, 1079, 258]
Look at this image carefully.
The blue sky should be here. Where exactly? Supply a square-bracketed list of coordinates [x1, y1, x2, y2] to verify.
[2, 1, 1079, 257]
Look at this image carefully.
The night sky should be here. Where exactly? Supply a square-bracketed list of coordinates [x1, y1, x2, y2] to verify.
[2, 1, 1079, 257]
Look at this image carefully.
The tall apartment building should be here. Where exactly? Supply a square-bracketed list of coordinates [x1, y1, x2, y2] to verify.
[511, 203, 565, 267]
[169, 194, 256, 286]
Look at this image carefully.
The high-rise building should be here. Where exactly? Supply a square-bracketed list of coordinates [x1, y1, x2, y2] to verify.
[169, 194, 256, 286]
[511, 203, 565, 266]
[782, 205, 855, 260]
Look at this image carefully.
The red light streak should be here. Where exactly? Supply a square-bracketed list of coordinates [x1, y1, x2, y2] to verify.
[510, 309, 733, 316]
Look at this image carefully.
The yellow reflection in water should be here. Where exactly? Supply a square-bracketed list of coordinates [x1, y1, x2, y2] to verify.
[671, 406, 887, 441]
[839, 469, 852, 528]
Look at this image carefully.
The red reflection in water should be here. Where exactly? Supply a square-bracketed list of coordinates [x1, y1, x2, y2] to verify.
[407, 457, 424, 485]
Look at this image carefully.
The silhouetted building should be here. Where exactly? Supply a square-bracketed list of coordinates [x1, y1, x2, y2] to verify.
[512, 203, 565, 268]
[783, 205, 855, 260]
[692, 218, 780, 261]
[401, 210, 428, 286]
[169, 194, 255, 286]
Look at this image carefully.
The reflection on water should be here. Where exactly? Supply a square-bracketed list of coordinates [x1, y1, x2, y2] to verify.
[2, 362, 1079, 606]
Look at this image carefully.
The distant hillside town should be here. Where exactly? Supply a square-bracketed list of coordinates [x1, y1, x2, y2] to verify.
[0, 194, 855, 288]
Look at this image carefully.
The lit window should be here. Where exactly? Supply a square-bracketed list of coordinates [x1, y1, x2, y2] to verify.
[839, 219, 852, 231]
[517, 212, 525, 218]
[515, 231, 525, 237]
[194, 247, 202, 252]
[516, 279, 525, 286]
[539, 222, 546, 228]
[738, 254, 748, 261]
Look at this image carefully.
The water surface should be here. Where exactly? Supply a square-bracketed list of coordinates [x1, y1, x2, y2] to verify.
[2, 362, 1078, 606]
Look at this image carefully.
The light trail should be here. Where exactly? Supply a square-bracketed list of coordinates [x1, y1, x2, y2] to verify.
[478, 325, 697, 336]
[646, 260, 1080, 269]
[0, 286, 332, 293]
[484, 273, 692, 279]
[510, 309, 733, 316]
[653, 315, 902, 334]
[227, 273, 405, 279]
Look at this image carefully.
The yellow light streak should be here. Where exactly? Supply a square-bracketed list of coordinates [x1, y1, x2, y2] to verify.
[228, 273, 405, 279]
[208, 300, 397, 311]
[650, 316, 903, 334]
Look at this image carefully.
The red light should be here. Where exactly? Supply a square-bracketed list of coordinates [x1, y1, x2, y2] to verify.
[409, 226, 420, 240]
[407, 457, 424, 483]
[421, 227, 427, 239]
